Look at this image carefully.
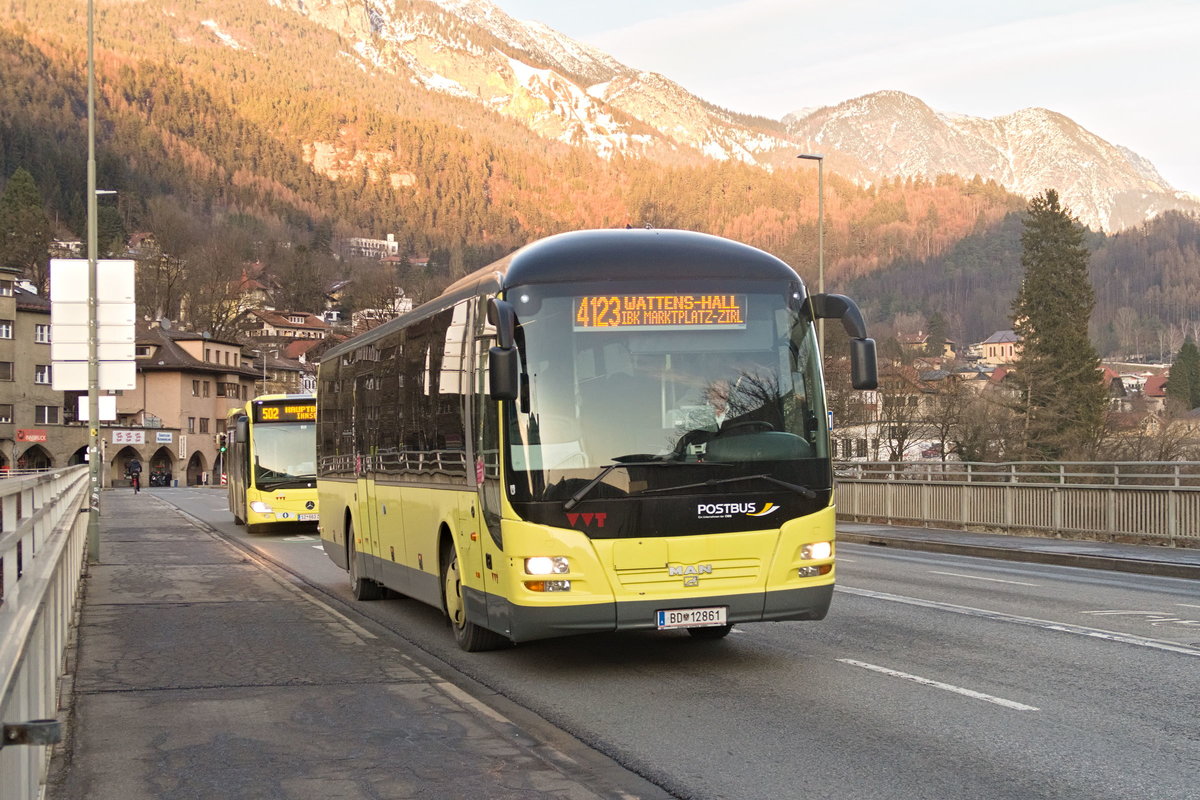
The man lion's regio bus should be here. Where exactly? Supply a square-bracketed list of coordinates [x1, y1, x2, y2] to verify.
[226, 394, 319, 530]
[317, 229, 877, 651]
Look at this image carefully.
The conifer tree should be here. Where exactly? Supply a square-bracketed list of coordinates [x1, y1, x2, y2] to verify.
[925, 311, 948, 358]
[1011, 189, 1107, 459]
[1165, 336, 1200, 412]
[0, 168, 52, 289]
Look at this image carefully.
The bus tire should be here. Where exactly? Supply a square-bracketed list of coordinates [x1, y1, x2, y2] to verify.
[233, 515, 245, 526]
[441, 543, 509, 652]
[687, 623, 734, 640]
[348, 522, 383, 601]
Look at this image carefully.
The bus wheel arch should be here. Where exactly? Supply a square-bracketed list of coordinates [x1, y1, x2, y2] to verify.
[439, 529, 508, 652]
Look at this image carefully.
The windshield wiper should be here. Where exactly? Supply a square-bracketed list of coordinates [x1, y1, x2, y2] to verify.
[259, 477, 316, 490]
[640, 472, 818, 500]
[562, 460, 676, 511]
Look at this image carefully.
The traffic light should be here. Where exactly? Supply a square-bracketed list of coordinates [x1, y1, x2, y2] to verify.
[217, 432, 227, 453]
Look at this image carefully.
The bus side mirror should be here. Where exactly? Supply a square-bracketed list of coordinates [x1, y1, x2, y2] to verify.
[487, 297, 516, 349]
[235, 417, 249, 443]
[489, 346, 520, 400]
[486, 298, 521, 400]
[807, 293, 878, 390]
[850, 338, 878, 390]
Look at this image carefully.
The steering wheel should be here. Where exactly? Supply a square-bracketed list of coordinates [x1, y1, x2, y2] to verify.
[718, 420, 775, 436]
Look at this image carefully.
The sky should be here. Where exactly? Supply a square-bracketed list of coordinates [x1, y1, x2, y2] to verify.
[496, 0, 1199, 193]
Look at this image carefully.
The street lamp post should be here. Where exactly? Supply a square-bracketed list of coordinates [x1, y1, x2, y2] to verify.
[797, 153, 825, 354]
[86, 0, 100, 562]
[256, 348, 277, 396]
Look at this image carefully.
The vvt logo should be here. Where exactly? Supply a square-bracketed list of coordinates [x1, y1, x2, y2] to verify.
[566, 512, 607, 528]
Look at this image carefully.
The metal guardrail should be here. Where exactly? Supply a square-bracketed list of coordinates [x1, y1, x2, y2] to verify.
[0, 466, 90, 800]
[835, 461, 1200, 545]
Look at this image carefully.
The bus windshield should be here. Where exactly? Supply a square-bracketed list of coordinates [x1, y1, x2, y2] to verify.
[253, 422, 317, 488]
[503, 285, 828, 503]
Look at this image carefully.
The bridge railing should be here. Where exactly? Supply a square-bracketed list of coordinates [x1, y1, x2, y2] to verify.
[834, 461, 1200, 546]
[0, 466, 90, 800]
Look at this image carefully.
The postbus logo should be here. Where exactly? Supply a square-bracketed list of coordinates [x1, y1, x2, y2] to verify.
[697, 501, 780, 520]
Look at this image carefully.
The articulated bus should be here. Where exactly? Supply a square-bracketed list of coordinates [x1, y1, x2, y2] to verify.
[226, 394, 319, 530]
[316, 229, 877, 650]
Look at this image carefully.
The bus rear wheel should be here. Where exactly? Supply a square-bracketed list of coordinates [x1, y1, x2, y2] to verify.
[348, 522, 383, 601]
[441, 545, 509, 652]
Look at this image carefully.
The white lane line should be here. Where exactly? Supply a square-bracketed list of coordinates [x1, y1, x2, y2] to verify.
[1082, 610, 1200, 628]
[838, 659, 1039, 711]
[1178, 603, 1200, 610]
[837, 586, 1200, 657]
[930, 570, 1038, 587]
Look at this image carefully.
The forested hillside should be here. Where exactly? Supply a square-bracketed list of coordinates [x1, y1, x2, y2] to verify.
[848, 210, 1200, 356]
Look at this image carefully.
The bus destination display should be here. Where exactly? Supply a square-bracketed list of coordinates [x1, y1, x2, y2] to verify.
[574, 294, 747, 331]
[255, 402, 316, 423]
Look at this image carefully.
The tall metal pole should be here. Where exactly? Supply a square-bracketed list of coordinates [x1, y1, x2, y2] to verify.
[86, 0, 101, 562]
[797, 154, 825, 354]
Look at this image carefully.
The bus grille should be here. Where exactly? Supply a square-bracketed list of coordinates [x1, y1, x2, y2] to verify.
[614, 557, 761, 590]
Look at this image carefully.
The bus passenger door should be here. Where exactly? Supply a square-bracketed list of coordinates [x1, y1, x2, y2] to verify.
[353, 375, 383, 588]
[357, 464, 383, 585]
[472, 299, 505, 625]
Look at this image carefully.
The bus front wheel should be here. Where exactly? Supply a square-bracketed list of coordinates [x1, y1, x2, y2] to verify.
[348, 522, 383, 601]
[441, 544, 509, 652]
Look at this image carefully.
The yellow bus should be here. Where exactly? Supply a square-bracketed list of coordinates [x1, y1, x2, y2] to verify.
[226, 394, 319, 531]
[316, 229, 877, 650]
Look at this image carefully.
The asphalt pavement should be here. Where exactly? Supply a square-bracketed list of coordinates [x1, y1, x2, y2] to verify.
[47, 490, 1198, 800]
[47, 489, 670, 800]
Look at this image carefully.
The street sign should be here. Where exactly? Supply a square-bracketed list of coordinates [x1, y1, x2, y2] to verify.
[49, 259, 137, 390]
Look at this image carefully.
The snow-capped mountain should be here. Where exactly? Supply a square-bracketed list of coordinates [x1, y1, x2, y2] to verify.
[783, 91, 1197, 231]
[274, 0, 1194, 231]
[275, 0, 796, 164]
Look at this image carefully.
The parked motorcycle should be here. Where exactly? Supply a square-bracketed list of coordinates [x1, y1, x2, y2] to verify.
[149, 469, 171, 487]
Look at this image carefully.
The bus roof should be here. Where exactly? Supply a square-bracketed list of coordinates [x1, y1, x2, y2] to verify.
[323, 229, 801, 363]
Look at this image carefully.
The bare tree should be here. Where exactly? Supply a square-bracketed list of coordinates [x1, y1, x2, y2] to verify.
[178, 233, 257, 340]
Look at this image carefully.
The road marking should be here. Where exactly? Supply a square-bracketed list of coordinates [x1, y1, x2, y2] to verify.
[1082, 610, 1200, 628]
[838, 659, 1039, 711]
[837, 586, 1200, 657]
[1178, 603, 1200, 610]
[930, 570, 1038, 586]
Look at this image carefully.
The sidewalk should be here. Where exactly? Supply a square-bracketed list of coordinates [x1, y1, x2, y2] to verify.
[48, 490, 670, 800]
[837, 521, 1200, 580]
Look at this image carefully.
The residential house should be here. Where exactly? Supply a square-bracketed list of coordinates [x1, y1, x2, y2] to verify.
[243, 309, 332, 340]
[978, 330, 1021, 365]
[114, 322, 259, 486]
[342, 233, 399, 260]
[0, 281, 89, 471]
[249, 347, 308, 396]
[898, 331, 956, 359]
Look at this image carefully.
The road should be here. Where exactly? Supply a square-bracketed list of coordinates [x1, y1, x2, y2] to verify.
[161, 487, 1200, 800]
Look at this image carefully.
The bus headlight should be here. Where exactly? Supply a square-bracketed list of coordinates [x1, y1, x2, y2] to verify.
[525, 556, 570, 575]
[801, 541, 833, 560]
[250, 501, 274, 514]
